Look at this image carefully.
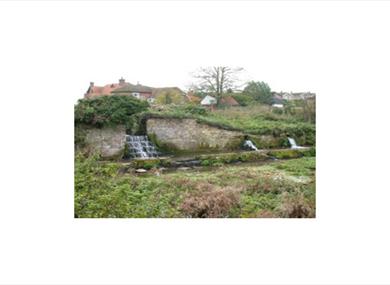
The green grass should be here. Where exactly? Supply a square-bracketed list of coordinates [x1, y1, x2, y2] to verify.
[75, 154, 316, 218]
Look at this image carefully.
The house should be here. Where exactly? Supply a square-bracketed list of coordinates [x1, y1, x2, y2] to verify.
[272, 91, 315, 101]
[84, 77, 129, 98]
[200, 95, 217, 106]
[111, 82, 154, 102]
[271, 94, 284, 108]
[218, 96, 240, 107]
[84, 78, 185, 104]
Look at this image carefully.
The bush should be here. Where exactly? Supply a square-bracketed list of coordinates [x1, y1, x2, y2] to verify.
[74, 95, 149, 129]
[184, 104, 207, 115]
[180, 185, 240, 218]
[231, 93, 256, 106]
[277, 191, 315, 218]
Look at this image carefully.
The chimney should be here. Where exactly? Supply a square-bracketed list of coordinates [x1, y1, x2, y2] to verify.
[90, 82, 94, 87]
[119, 77, 125, 85]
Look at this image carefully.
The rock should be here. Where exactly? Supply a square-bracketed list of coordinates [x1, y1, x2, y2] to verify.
[135, 168, 147, 173]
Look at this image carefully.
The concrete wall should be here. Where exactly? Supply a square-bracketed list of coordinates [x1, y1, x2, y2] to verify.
[84, 125, 126, 159]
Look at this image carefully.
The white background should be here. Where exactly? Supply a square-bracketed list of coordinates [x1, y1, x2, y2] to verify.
[0, 1, 389, 284]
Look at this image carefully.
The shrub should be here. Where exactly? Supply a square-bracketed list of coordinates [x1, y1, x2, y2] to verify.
[231, 93, 256, 106]
[180, 185, 240, 218]
[277, 191, 315, 218]
[184, 104, 207, 115]
[74, 95, 149, 129]
[74, 126, 87, 149]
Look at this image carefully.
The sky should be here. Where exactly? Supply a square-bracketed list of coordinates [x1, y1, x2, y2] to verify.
[4, 0, 383, 102]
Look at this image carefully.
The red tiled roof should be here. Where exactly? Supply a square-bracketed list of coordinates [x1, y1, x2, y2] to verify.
[219, 96, 240, 106]
[85, 82, 129, 98]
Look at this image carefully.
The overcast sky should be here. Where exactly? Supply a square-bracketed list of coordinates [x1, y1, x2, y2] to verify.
[4, 1, 389, 103]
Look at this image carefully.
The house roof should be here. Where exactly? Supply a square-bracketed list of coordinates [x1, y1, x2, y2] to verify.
[201, 95, 217, 105]
[272, 95, 284, 104]
[152, 87, 184, 97]
[85, 83, 129, 98]
[219, 96, 240, 106]
[112, 83, 153, 94]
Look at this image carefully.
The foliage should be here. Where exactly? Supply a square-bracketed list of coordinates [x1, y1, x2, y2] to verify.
[155, 90, 185, 105]
[231, 93, 256, 106]
[74, 126, 87, 149]
[243, 81, 273, 105]
[274, 156, 315, 177]
[180, 184, 240, 218]
[183, 104, 207, 115]
[74, 95, 149, 129]
[277, 190, 315, 218]
[75, 154, 315, 218]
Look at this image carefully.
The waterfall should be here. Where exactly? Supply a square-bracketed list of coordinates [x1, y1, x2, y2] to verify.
[243, 140, 259, 151]
[287, 137, 304, 149]
[125, 135, 159, 159]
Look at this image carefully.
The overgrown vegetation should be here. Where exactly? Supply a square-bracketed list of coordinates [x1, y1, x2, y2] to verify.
[75, 154, 315, 218]
[74, 95, 149, 130]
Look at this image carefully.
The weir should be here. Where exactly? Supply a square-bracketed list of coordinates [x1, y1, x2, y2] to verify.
[243, 139, 259, 151]
[126, 135, 159, 158]
[288, 137, 304, 149]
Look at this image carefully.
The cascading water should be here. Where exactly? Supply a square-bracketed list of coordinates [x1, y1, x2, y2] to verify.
[287, 137, 304, 149]
[243, 139, 259, 151]
[125, 135, 159, 158]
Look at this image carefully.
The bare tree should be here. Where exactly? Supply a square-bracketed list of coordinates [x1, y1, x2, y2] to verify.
[192, 66, 244, 98]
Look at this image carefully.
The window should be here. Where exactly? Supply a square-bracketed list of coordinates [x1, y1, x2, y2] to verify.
[132, 92, 140, 98]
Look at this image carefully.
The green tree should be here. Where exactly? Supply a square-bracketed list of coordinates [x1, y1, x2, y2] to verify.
[155, 90, 184, 105]
[244, 81, 272, 104]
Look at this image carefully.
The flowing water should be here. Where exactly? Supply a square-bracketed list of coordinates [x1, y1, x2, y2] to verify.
[126, 135, 159, 158]
[287, 137, 304, 149]
[243, 140, 259, 151]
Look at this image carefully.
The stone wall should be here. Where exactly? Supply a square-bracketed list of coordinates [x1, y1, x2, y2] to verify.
[147, 118, 242, 151]
[84, 125, 126, 159]
[146, 118, 279, 152]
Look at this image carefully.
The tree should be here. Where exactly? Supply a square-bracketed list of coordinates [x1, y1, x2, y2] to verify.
[301, 98, 316, 123]
[155, 90, 184, 105]
[243, 81, 272, 104]
[192, 66, 244, 98]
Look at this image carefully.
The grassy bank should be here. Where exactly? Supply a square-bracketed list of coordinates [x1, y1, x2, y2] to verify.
[75, 154, 315, 218]
[143, 104, 315, 145]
